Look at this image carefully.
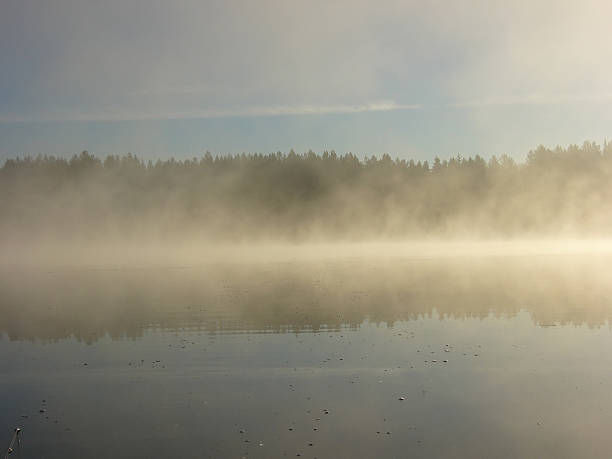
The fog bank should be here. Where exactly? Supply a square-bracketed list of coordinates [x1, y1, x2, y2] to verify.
[2, 142, 612, 255]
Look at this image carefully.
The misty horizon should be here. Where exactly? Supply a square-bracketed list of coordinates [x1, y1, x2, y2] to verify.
[3, 1, 612, 457]
[2, 140, 612, 247]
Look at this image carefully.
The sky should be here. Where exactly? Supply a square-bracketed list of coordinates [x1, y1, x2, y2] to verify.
[1, 0, 612, 161]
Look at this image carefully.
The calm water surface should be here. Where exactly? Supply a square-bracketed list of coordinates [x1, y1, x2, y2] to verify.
[2, 255, 612, 458]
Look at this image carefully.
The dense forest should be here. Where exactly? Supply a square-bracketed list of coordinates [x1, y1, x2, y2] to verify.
[2, 141, 612, 241]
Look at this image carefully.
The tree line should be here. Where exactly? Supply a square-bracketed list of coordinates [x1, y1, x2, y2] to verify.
[2, 141, 612, 240]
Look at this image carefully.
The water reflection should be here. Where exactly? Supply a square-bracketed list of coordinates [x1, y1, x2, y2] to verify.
[4, 255, 612, 458]
[2, 254, 611, 342]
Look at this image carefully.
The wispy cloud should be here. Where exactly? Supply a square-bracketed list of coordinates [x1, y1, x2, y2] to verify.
[2, 0, 612, 156]
[0, 101, 421, 123]
[448, 93, 612, 109]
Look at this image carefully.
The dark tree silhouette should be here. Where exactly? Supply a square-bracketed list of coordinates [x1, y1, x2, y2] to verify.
[2, 141, 612, 240]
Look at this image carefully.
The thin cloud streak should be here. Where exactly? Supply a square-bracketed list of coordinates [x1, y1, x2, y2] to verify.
[448, 93, 612, 109]
[0, 101, 421, 123]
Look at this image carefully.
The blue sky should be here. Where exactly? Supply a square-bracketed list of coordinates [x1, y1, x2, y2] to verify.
[1, 0, 612, 161]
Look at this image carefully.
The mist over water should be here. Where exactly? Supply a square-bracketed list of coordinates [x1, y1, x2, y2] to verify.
[3, 252, 612, 341]
[3, 144, 612, 458]
[3, 141, 612, 247]
[4, 0, 612, 455]
[3, 254, 612, 458]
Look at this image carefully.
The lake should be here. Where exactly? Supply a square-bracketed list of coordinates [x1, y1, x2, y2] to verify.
[2, 251, 612, 458]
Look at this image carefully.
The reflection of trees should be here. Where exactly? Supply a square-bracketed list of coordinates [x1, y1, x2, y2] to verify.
[2, 142, 612, 240]
[1, 258, 612, 342]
